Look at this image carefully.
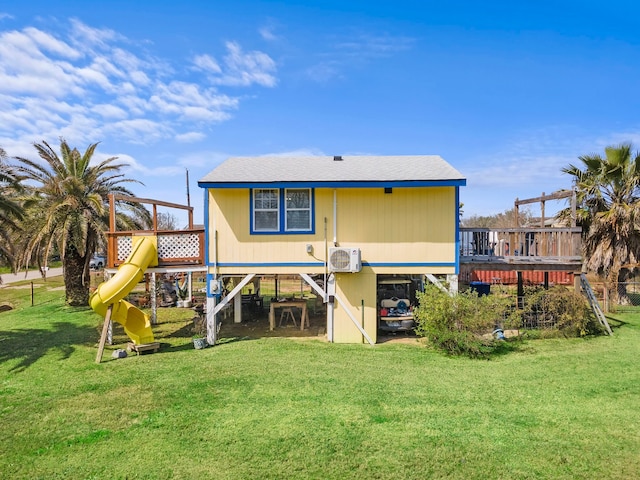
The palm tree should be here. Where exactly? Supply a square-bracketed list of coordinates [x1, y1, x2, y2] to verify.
[561, 143, 640, 303]
[12, 139, 151, 306]
[0, 146, 24, 282]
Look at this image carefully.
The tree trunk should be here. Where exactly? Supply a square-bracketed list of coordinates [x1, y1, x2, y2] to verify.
[64, 246, 90, 306]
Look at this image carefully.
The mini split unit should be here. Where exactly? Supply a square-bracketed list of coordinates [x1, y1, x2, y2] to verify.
[328, 247, 362, 273]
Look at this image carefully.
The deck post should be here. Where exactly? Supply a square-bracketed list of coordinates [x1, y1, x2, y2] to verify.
[446, 274, 459, 294]
[151, 272, 157, 325]
[517, 271, 524, 309]
[234, 291, 242, 323]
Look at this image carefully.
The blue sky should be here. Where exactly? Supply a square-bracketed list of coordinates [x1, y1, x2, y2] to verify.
[1, 1, 639, 224]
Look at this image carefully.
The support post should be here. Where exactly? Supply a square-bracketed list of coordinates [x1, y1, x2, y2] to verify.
[327, 274, 335, 342]
[151, 272, 157, 325]
[517, 271, 524, 309]
[96, 305, 114, 364]
[234, 290, 242, 323]
[446, 274, 459, 294]
[206, 296, 218, 345]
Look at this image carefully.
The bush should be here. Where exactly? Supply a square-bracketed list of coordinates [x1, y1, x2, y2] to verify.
[414, 285, 520, 358]
[522, 286, 602, 337]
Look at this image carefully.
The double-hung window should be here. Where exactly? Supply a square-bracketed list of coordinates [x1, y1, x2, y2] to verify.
[285, 189, 311, 231]
[251, 188, 313, 234]
[253, 189, 279, 232]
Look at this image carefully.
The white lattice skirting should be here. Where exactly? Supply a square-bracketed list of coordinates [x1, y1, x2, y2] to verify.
[117, 234, 200, 261]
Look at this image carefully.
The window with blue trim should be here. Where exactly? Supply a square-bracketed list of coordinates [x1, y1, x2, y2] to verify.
[252, 188, 313, 234]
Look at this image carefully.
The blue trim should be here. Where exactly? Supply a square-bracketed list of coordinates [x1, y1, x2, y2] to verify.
[210, 261, 325, 268]
[199, 179, 466, 189]
[204, 189, 213, 297]
[455, 186, 460, 275]
[208, 261, 456, 268]
[364, 262, 457, 267]
[250, 188, 316, 235]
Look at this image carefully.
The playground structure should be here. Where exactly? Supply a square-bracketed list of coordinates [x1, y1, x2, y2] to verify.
[91, 194, 206, 361]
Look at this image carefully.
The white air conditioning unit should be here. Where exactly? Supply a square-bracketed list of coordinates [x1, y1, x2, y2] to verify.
[329, 247, 362, 273]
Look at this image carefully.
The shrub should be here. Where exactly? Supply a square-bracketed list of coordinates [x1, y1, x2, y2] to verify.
[414, 285, 520, 358]
[522, 286, 602, 337]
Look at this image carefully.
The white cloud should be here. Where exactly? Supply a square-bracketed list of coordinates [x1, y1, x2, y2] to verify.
[103, 118, 171, 144]
[305, 62, 342, 83]
[111, 152, 183, 177]
[305, 31, 414, 82]
[195, 41, 277, 87]
[23, 26, 81, 59]
[259, 147, 326, 157]
[68, 18, 122, 50]
[259, 26, 278, 42]
[259, 20, 280, 42]
[0, 18, 278, 156]
[149, 81, 238, 121]
[92, 103, 129, 120]
[334, 33, 414, 57]
[193, 54, 221, 74]
[175, 131, 206, 143]
[178, 150, 228, 168]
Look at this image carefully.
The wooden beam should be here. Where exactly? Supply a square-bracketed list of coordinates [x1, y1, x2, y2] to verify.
[110, 194, 194, 212]
[109, 194, 116, 233]
[514, 190, 573, 206]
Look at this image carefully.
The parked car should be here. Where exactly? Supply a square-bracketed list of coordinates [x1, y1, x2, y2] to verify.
[90, 254, 106, 269]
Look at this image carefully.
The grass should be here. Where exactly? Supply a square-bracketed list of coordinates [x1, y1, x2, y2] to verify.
[1, 277, 640, 479]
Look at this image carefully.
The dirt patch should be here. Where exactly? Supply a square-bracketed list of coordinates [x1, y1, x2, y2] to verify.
[216, 310, 423, 345]
[0, 304, 13, 313]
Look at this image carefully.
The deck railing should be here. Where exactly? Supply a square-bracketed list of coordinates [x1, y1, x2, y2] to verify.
[459, 227, 582, 260]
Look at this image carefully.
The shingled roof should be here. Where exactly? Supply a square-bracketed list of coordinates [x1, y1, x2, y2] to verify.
[198, 155, 466, 187]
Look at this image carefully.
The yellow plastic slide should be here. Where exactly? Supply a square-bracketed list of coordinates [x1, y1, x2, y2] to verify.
[90, 236, 157, 345]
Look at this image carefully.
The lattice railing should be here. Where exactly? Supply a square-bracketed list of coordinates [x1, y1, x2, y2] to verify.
[158, 233, 200, 259]
[107, 229, 205, 267]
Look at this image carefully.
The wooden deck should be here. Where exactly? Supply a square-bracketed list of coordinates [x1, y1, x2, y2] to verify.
[460, 227, 583, 272]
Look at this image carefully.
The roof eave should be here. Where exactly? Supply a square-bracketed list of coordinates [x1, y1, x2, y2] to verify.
[197, 179, 467, 189]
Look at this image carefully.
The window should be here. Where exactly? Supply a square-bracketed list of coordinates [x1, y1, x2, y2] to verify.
[251, 188, 313, 234]
[253, 189, 279, 231]
[285, 189, 311, 231]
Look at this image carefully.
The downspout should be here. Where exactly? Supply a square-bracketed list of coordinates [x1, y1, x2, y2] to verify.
[333, 189, 337, 246]
[323, 217, 328, 300]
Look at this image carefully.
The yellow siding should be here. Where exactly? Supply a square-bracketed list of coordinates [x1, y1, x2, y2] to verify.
[208, 186, 457, 275]
[335, 187, 456, 264]
[333, 272, 377, 344]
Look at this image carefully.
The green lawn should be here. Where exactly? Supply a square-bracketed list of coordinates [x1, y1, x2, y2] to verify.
[1, 277, 639, 479]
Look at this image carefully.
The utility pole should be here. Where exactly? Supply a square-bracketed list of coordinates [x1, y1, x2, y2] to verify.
[185, 168, 191, 207]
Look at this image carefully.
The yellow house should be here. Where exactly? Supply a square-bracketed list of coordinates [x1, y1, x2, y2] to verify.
[198, 155, 466, 344]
